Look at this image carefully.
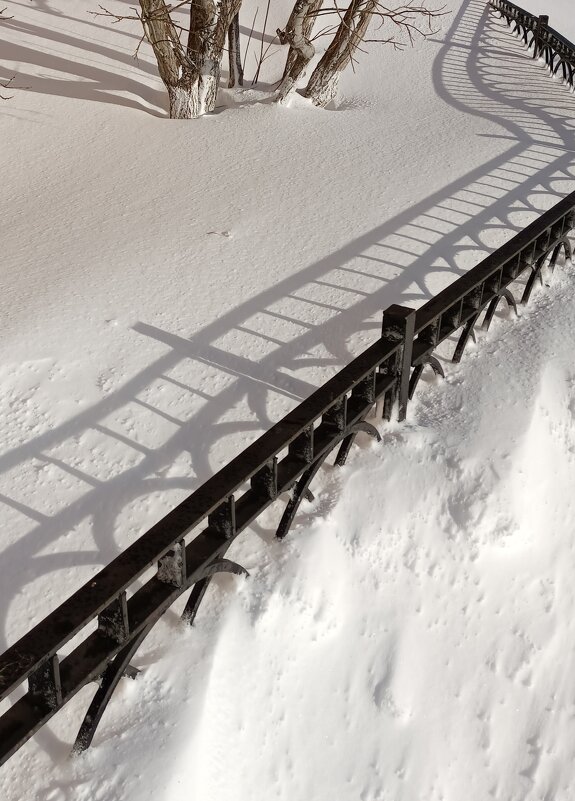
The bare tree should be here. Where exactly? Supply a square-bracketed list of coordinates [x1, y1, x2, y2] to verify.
[227, 12, 244, 87]
[96, 0, 241, 117]
[302, 1, 444, 107]
[149, 0, 241, 116]
[139, 0, 197, 117]
[276, 0, 323, 103]
[95, 0, 443, 117]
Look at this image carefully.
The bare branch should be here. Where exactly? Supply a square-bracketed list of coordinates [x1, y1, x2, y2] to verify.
[252, 0, 273, 85]
[303, 0, 447, 107]
[0, 75, 15, 100]
[90, 0, 193, 22]
[242, 7, 258, 73]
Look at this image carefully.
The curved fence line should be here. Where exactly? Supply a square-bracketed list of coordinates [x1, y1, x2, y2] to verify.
[490, 0, 575, 89]
[0, 6, 575, 771]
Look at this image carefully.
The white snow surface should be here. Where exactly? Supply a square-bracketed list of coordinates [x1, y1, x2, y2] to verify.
[1, 0, 575, 798]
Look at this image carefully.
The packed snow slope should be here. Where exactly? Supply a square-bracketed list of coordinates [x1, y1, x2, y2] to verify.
[1, 0, 575, 798]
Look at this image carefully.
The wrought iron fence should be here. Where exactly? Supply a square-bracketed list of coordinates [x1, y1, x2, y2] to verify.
[0, 189, 572, 769]
[490, 0, 575, 89]
[1, 4, 575, 767]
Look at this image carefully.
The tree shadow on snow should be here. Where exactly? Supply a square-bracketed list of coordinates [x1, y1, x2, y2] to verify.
[1, 6, 166, 115]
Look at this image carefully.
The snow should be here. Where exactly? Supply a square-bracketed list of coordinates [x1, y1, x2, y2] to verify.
[1, 0, 575, 798]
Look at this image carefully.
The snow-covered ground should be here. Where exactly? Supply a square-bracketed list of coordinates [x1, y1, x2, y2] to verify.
[1, 0, 575, 798]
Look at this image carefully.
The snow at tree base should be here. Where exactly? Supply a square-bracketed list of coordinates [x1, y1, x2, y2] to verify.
[1, 0, 575, 798]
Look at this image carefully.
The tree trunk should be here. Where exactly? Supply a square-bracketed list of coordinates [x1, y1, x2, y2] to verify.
[186, 0, 220, 115]
[139, 0, 242, 118]
[187, 0, 242, 114]
[303, 0, 377, 107]
[276, 0, 322, 103]
[228, 13, 244, 87]
[139, 0, 196, 118]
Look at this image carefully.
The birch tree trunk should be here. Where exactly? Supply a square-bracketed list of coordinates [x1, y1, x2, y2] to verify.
[186, 0, 218, 114]
[139, 0, 196, 118]
[139, 0, 242, 118]
[303, 0, 378, 107]
[276, 0, 322, 103]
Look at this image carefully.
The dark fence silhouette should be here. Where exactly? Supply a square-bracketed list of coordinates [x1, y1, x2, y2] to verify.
[0, 6, 575, 772]
[491, 0, 575, 89]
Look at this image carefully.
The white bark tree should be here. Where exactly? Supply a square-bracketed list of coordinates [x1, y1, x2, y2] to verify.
[303, 0, 377, 107]
[302, 1, 443, 107]
[135, 0, 241, 118]
[276, 0, 323, 103]
[95, 0, 442, 117]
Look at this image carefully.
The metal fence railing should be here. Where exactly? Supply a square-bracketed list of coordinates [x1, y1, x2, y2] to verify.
[490, 0, 575, 90]
[1, 188, 572, 768]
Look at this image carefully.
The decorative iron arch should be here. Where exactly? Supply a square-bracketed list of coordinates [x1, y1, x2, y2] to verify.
[408, 355, 445, 401]
[182, 557, 249, 624]
[482, 288, 518, 332]
[72, 624, 154, 753]
[72, 555, 249, 753]
[521, 238, 572, 305]
[276, 421, 381, 540]
[452, 312, 479, 364]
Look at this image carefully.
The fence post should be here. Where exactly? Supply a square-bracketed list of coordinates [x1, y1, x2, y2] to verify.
[533, 14, 549, 59]
[381, 305, 415, 422]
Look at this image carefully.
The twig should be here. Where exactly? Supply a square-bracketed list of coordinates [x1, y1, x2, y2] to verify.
[252, 0, 272, 85]
[0, 75, 15, 100]
[242, 7, 259, 74]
